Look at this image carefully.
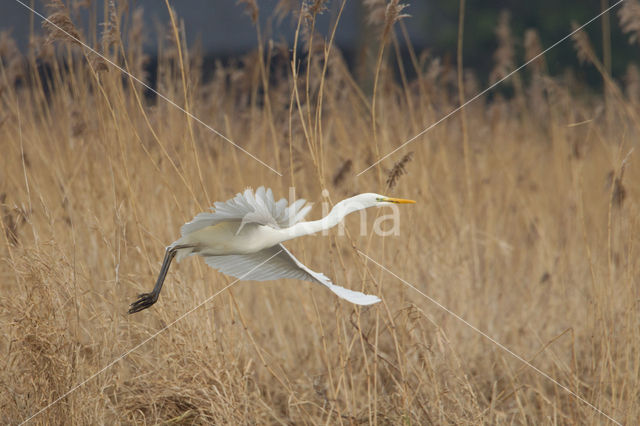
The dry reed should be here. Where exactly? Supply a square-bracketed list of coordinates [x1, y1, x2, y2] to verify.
[619, 0, 640, 44]
[1, 2, 639, 424]
[385, 152, 413, 190]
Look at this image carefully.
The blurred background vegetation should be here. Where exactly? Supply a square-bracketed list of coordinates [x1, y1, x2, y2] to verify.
[423, 1, 632, 84]
[2, 1, 635, 87]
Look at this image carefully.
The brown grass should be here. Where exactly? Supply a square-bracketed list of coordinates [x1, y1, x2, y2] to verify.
[1, 2, 639, 424]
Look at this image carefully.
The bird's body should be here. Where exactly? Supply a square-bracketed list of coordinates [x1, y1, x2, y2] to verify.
[129, 187, 415, 314]
[175, 222, 283, 256]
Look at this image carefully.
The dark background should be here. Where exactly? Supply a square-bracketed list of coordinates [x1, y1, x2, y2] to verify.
[1, 1, 635, 84]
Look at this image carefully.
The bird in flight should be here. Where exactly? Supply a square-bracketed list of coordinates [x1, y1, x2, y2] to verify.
[129, 187, 415, 313]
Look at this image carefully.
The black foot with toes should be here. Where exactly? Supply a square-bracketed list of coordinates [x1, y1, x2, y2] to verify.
[128, 292, 158, 314]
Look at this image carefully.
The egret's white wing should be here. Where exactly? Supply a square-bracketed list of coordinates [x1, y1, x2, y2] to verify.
[203, 244, 381, 306]
[181, 187, 312, 236]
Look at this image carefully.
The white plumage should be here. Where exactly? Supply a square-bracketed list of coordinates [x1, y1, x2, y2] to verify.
[203, 244, 380, 306]
[180, 187, 311, 235]
[129, 186, 415, 314]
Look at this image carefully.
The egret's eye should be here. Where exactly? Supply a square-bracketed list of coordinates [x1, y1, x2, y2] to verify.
[376, 197, 385, 202]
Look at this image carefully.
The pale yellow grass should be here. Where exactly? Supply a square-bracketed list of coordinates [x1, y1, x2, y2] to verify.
[1, 3, 639, 424]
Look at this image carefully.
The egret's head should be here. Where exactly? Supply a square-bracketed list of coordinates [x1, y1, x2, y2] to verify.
[345, 193, 416, 209]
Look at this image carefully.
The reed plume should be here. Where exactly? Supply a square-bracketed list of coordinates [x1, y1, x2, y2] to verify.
[237, 0, 259, 24]
[571, 23, 597, 65]
[42, 5, 82, 46]
[365, 0, 410, 40]
[101, 0, 121, 51]
[524, 28, 546, 74]
[490, 10, 515, 83]
[618, 0, 640, 45]
[386, 152, 414, 190]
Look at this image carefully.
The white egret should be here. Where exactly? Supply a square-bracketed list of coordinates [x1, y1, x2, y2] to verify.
[129, 187, 415, 313]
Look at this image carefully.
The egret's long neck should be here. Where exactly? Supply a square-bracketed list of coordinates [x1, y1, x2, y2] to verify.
[279, 200, 364, 242]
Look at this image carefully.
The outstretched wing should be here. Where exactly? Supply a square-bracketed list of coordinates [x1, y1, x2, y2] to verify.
[181, 187, 312, 236]
[203, 244, 381, 306]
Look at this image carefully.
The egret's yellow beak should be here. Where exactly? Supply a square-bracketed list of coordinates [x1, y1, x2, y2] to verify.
[383, 197, 416, 204]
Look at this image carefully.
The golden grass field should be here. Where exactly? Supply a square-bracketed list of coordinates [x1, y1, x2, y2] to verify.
[1, 1, 639, 424]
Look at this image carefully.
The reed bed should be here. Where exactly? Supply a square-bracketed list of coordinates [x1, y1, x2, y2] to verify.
[1, 1, 639, 424]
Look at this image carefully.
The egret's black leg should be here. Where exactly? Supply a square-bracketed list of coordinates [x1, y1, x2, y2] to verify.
[128, 245, 189, 314]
